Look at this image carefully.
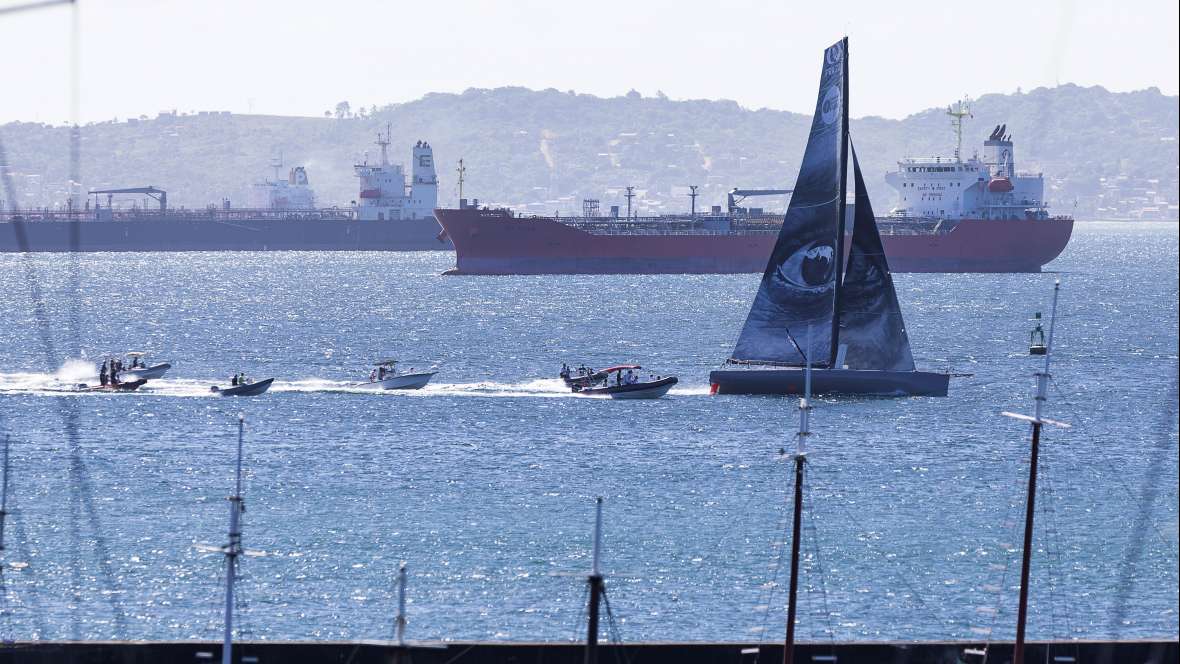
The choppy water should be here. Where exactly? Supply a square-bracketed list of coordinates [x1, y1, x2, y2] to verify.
[0, 221, 1176, 643]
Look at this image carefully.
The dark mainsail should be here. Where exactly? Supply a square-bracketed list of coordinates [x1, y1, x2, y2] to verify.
[730, 38, 848, 367]
[836, 146, 916, 371]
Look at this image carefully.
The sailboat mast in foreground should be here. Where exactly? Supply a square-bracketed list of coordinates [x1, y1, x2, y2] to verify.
[783, 361, 813, 664]
[1000, 281, 1069, 664]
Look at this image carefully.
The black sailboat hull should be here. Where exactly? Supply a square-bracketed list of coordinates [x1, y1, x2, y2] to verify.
[709, 368, 949, 397]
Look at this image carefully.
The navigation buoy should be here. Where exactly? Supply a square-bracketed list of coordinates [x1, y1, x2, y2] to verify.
[1029, 312, 1047, 355]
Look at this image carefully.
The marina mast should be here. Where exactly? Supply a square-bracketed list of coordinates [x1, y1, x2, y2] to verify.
[222, 415, 247, 664]
[1001, 281, 1069, 664]
[585, 497, 605, 664]
[782, 359, 812, 664]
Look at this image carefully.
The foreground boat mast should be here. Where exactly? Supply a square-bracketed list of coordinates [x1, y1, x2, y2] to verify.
[222, 415, 246, 664]
[1001, 281, 1069, 664]
[584, 497, 605, 664]
[783, 361, 813, 664]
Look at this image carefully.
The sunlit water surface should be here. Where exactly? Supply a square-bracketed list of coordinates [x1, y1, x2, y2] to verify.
[0, 221, 1176, 643]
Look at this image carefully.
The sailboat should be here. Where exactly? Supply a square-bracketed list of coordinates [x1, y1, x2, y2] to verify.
[709, 38, 950, 397]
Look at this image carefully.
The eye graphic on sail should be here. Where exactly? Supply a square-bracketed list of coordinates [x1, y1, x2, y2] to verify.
[729, 38, 846, 367]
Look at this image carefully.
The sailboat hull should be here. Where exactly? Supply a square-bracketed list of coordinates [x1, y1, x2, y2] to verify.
[709, 368, 949, 397]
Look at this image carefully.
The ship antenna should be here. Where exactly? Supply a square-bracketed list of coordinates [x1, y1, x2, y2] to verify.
[457, 158, 466, 204]
[377, 123, 391, 166]
[1000, 281, 1070, 664]
[947, 97, 972, 163]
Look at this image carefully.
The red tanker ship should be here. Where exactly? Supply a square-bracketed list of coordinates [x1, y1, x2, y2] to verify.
[435, 104, 1073, 275]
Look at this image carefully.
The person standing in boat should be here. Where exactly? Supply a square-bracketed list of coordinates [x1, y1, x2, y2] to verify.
[99, 361, 109, 387]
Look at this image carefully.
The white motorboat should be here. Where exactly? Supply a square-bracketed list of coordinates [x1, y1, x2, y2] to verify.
[119, 352, 171, 381]
[355, 360, 436, 391]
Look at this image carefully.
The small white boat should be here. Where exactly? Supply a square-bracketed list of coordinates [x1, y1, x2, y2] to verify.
[119, 352, 171, 381]
[355, 359, 436, 391]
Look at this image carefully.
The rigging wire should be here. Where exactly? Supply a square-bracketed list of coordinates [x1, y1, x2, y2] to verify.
[2, 0, 128, 641]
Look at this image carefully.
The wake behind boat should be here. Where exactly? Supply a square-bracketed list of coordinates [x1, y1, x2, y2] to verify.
[355, 360, 436, 390]
[709, 38, 949, 397]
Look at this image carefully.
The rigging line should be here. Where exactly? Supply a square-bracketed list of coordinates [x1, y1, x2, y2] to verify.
[5, 135, 126, 637]
[1106, 367, 1180, 637]
[699, 452, 786, 571]
[0, 0, 73, 15]
[801, 483, 835, 645]
[573, 581, 589, 643]
[805, 464, 943, 628]
[601, 591, 634, 664]
[981, 465, 1032, 649]
[754, 493, 792, 650]
[1037, 458, 1067, 641]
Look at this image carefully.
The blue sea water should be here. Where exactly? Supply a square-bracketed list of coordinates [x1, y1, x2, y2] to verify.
[0, 221, 1176, 644]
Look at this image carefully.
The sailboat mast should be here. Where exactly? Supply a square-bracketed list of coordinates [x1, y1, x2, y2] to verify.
[830, 36, 851, 368]
[395, 563, 407, 646]
[585, 497, 604, 664]
[0, 435, 10, 552]
[223, 415, 246, 664]
[1009, 281, 1064, 664]
[784, 359, 812, 664]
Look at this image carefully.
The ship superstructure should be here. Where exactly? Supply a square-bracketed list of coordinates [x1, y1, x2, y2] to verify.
[354, 128, 438, 221]
[885, 101, 1053, 221]
[257, 163, 316, 210]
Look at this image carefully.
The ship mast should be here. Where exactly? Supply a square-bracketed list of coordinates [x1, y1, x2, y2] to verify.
[947, 97, 972, 163]
[782, 356, 812, 664]
[1001, 281, 1069, 664]
[377, 123, 392, 166]
[456, 159, 466, 204]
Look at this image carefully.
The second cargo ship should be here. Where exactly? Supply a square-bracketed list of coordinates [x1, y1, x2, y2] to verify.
[435, 113, 1074, 274]
[1, 130, 449, 252]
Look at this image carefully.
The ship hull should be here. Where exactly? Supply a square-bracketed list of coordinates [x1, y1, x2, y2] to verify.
[434, 209, 1073, 274]
[0, 217, 451, 252]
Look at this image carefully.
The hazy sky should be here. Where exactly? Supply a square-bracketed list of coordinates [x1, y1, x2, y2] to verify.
[1, 0, 1177, 125]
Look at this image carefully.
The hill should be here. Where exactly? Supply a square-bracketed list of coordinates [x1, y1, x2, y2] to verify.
[2, 84, 1177, 218]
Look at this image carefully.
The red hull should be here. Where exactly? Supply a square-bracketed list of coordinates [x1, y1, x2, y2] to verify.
[434, 208, 1074, 274]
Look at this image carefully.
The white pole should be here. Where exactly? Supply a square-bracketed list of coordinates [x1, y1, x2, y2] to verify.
[396, 563, 407, 646]
[1034, 281, 1060, 422]
[223, 415, 245, 664]
[0, 434, 10, 551]
[799, 330, 813, 456]
[591, 497, 603, 577]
